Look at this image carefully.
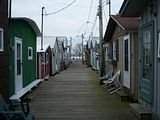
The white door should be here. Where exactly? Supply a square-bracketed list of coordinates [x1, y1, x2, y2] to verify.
[123, 35, 130, 89]
[15, 37, 23, 92]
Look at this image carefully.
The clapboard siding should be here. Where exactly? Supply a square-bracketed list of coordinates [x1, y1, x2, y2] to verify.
[0, 0, 9, 102]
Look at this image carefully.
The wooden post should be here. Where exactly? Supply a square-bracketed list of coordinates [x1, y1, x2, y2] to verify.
[98, 0, 105, 77]
[81, 34, 84, 63]
[41, 7, 45, 50]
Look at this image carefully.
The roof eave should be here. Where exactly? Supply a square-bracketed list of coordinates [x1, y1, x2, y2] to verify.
[104, 17, 116, 42]
[119, 0, 146, 17]
[11, 17, 41, 36]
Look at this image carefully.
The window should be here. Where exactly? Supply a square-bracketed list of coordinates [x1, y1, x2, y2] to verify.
[41, 53, 45, 63]
[105, 47, 109, 61]
[17, 43, 21, 75]
[28, 47, 33, 60]
[124, 39, 129, 71]
[158, 32, 160, 58]
[46, 53, 49, 63]
[0, 28, 4, 51]
[142, 30, 151, 79]
[112, 40, 119, 61]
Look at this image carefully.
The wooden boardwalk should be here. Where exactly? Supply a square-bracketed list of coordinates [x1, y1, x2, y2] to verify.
[29, 62, 137, 120]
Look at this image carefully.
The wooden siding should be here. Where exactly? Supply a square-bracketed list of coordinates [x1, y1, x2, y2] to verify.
[108, 23, 139, 102]
[157, 0, 160, 118]
[109, 25, 125, 84]
[112, 25, 125, 41]
[130, 33, 138, 101]
[9, 20, 37, 96]
[0, 0, 9, 101]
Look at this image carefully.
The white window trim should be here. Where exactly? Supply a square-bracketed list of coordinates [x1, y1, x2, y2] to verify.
[0, 28, 4, 51]
[158, 33, 160, 58]
[28, 47, 33, 60]
[41, 53, 45, 64]
[105, 47, 109, 62]
[46, 53, 49, 63]
[113, 41, 117, 61]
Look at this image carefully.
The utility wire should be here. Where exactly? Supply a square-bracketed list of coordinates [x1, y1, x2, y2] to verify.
[91, 14, 97, 35]
[45, 0, 76, 16]
[46, 0, 95, 9]
[103, 9, 108, 23]
[102, 0, 110, 6]
[103, 2, 109, 22]
[46, 0, 66, 5]
[77, 22, 88, 36]
[84, 0, 94, 34]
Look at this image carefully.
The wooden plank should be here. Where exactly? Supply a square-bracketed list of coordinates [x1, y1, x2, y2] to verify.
[116, 91, 129, 101]
[29, 62, 138, 120]
[130, 103, 151, 120]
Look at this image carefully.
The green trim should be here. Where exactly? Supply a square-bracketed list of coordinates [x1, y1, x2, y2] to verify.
[138, 21, 154, 105]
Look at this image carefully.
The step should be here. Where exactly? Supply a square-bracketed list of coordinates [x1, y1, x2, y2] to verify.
[129, 103, 151, 120]
[116, 91, 129, 101]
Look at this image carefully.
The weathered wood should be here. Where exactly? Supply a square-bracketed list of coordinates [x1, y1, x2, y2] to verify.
[0, 0, 9, 102]
[130, 103, 151, 120]
[116, 91, 129, 101]
[29, 62, 137, 120]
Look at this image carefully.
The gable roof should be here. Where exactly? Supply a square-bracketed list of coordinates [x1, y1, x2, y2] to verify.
[56, 36, 68, 48]
[57, 40, 64, 51]
[37, 44, 50, 53]
[11, 17, 41, 36]
[104, 15, 139, 42]
[111, 15, 139, 30]
[37, 36, 57, 49]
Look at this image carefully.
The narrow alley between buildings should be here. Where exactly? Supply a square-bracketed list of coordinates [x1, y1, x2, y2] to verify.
[28, 61, 137, 120]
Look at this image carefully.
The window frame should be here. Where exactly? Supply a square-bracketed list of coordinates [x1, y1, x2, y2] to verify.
[41, 53, 45, 64]
[0, 28, 4, 51]
[28, 47, 33, 60]
[158, 32, 160, 58]
[112, 40, 119, 61]
[124, 39, 129, 71]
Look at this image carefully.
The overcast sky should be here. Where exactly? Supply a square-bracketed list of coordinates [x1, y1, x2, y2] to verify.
[12, 0, 124, 44]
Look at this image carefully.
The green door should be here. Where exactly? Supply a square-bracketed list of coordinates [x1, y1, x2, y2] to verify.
[138, 22, 154, 104]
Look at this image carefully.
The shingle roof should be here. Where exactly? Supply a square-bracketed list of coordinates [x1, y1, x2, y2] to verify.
[104, 15, 139, 42]
[111, 15, 139, 30]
